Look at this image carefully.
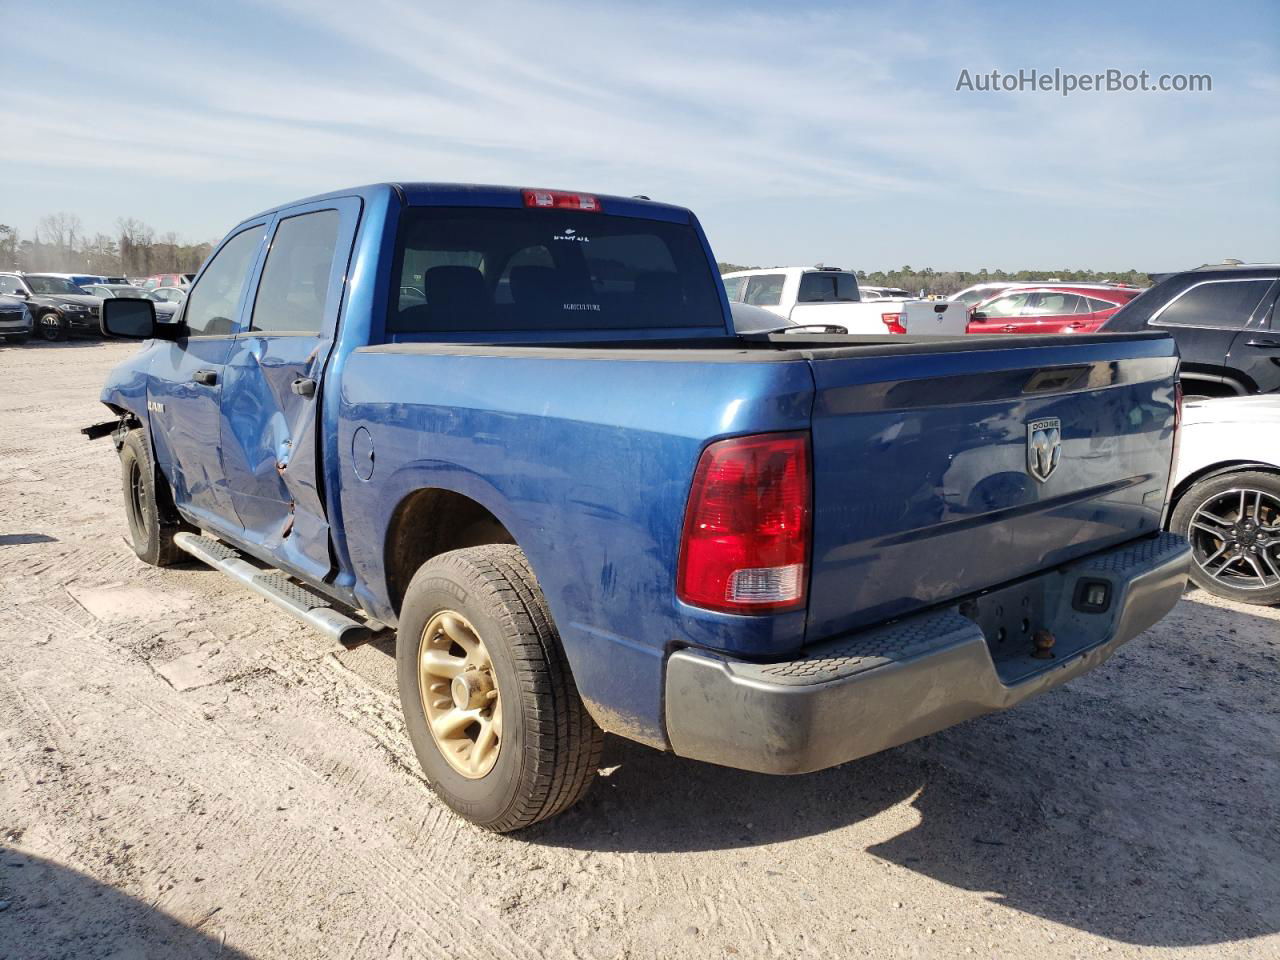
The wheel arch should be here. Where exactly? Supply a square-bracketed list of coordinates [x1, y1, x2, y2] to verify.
[382, 486, 518, 619]
[1167, 460, 1280, 523]
[1179, 367, 1253, 398]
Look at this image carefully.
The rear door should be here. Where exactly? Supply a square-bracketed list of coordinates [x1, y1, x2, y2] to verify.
[1150, 277, 1275, 386]
[217, 198, 361, 583]
[147, 223, 268, 532]
[1225, 278, 1280, 393]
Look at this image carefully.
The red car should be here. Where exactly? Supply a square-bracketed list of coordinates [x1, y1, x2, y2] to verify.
[967, 285, 1143, 335]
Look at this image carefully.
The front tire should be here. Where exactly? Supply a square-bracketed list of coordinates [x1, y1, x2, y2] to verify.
[37, 312, 66, 341]
[396, 545, 603, 832]
[119, 430, 188, 567]
[1171, 470, 1280, 605]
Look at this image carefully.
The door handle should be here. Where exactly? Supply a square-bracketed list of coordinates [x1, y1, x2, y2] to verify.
[1246, 336, 1280, 348]
[291, 377, 317, 398]
[192, 369, 218, 386]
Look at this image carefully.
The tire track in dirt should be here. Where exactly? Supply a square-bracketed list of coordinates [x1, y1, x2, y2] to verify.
[0, 579, 556, 960]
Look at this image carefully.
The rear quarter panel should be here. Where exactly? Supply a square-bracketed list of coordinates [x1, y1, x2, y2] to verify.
[337, 347, 814, 747]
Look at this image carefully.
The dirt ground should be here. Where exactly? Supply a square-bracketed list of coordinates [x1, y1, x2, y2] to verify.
[0, 339, 1276, 960]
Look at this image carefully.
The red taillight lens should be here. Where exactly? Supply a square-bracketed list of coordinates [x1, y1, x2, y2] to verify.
[881, 312, 906, 334]
[677, 432, 811, 614]
[522, 189, 601, 211]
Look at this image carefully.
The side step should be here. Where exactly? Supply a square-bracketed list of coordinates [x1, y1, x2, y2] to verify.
[174, 532, 376, 648]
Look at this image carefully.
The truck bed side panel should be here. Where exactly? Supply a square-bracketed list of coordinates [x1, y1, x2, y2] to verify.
[337, 349, 815, 746]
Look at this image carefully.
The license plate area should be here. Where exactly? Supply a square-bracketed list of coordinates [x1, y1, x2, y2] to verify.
[957, 569, 1101, 685]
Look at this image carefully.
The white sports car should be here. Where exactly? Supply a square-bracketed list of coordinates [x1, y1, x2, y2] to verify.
[1168, 395, 1280, 604]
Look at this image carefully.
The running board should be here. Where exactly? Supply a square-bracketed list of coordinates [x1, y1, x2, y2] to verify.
[174, 532, 375, 648]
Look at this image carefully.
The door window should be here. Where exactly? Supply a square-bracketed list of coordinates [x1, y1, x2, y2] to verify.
[250, 210, 342, 334]
[743, 274, 785, 307]
[1153, 279, 1272, 329]
[183, 226, 266, 336]
[722, 276, 747, 302]
[0, 276, 22, 295]
[1026, 293, 1087, 315]
[977, 292, 1030, 317]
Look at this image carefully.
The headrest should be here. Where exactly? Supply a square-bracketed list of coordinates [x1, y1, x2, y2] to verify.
[424, 265, 489, 310]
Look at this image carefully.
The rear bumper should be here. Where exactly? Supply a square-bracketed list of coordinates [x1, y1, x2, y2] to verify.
[664, 532, 1189, 774]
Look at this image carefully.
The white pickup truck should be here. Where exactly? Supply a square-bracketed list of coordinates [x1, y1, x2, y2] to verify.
[722, 266, 967, 335]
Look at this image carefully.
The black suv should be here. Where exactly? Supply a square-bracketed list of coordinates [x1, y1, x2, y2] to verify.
[0, 273, 102, 341]
[1102, 263, 1280, 397]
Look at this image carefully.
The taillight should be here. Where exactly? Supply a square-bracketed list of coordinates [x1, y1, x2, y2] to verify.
[522, 189, 601, 211]
[677, 432, 811, 614]
[881, 312, 906, 334]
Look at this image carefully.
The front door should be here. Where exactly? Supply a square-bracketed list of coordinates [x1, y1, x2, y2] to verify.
[217, 199, 360, 584]
[148, 223, 268, 533]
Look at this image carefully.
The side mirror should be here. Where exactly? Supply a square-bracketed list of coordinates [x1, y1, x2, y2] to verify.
[972, 311, 988, 320]
[101, 297, 169, 339]
[10, 290, 28, 299]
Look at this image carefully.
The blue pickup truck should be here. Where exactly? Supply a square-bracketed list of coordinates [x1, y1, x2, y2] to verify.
[89, 183, 1190, 832]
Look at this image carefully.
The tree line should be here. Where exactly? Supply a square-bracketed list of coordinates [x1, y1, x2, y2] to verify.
[717, 262, 1151, 296]
[0, 213, 214, 277]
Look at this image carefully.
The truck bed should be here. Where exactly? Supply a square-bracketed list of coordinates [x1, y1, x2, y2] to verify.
[338, 329, 1177, 746]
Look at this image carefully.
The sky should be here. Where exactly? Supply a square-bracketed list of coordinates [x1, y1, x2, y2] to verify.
[2, 0, 1277, 272]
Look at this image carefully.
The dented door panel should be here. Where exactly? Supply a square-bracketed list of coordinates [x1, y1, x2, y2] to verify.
[217, 197, 362, 584]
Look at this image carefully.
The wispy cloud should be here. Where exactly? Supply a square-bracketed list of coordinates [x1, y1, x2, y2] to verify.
[2, 0, 1276, 266]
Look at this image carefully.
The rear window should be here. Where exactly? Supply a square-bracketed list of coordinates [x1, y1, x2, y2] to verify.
[389, 207, 724, 333]
[797, 272, 859, 303]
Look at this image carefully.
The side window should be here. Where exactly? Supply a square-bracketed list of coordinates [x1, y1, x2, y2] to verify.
[0, 276, 21, 295]
[1087, 297, 1117, 312]
[979, 293, 1029, 317]
[1153, 280, 1272, 329]
[183, 226, 265, 336]
[251, 210, 342, 334]
[1028, 293, 1085, 315]
[743, 273, 785, 306]
[722, 276, 746, 302]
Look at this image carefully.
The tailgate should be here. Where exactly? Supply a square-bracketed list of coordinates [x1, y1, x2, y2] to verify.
[804, 334, 1179, 641]
[902, 300, 968, 335]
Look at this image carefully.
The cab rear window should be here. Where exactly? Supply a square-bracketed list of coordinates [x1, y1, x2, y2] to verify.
[389, 207, 725, 332]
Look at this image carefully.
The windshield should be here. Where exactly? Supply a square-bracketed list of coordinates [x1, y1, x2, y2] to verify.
[26, 276, 87, 295]
[389, 207, 724, 333]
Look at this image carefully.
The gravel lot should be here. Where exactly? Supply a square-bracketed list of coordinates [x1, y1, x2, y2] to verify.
[1, 339, 1277, 960]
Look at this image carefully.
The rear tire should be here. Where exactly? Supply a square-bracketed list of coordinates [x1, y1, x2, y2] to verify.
[1171, 470, 1280, 605]
[119, 430, 188, 567]
[396, 544, 603, 832]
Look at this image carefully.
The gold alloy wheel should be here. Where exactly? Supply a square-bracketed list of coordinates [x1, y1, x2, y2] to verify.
[417, 610, 502, 779]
